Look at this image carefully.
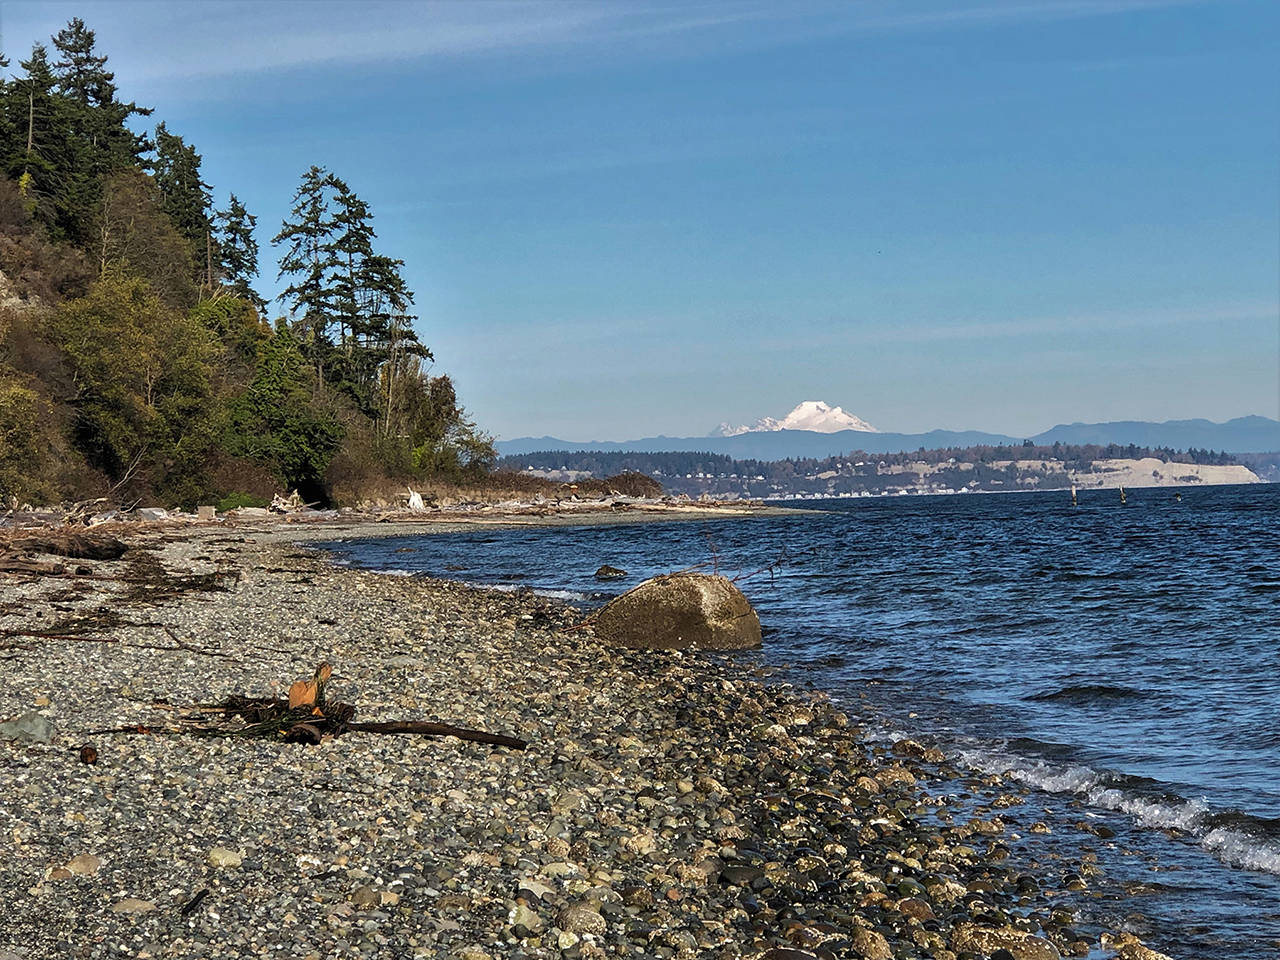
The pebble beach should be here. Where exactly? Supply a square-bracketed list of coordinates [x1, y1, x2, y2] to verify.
[0, 517, 1169, 960]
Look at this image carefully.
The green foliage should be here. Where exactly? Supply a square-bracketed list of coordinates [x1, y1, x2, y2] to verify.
[0, 378, 49, 502]
[215, 490, 269, 512]
[189, 295, 269, 364]
[214, 194, 262, 307]
[152, 121, 212, 272]
[224, 330, 342, 497]
[0, 19, 492, 506]
[51, 272, 215, 491]
[96, 169, 197, 309]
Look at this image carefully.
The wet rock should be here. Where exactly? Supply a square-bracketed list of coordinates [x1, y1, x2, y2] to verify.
[849, 925, 893, 960]
[593, 573, 762, 650]
[1100, 933, 1175, 960]
[952, 923, 1061, 960]
[594, 565, 627, 580]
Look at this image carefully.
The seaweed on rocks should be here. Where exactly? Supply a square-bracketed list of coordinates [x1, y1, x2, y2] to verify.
[119, 550, 238, 604]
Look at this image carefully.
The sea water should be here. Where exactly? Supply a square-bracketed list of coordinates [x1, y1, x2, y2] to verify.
[320, 483, 1279, 958]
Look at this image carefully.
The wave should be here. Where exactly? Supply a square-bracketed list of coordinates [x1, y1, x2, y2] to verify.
[488, 583, 595, 602]
[958, 747, 1280, 875]
[1025, 684, 1148, 704]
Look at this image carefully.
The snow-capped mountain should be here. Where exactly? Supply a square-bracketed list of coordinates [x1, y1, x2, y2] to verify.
[713, 401, 879, 437]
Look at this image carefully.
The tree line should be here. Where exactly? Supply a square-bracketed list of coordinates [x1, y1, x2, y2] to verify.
[0, 19, 493, 507]
[499, 441, 1240, 481]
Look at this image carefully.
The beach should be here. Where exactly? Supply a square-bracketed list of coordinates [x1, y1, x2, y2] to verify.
[1, 513, 1167, 960]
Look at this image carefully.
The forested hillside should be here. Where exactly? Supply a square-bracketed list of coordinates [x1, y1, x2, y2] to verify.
[0, 19, 493, 509]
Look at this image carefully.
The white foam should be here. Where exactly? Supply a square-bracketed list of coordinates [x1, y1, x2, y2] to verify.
[1202, 828, 1280, 873]
[488, 583, 591, 602]
[957, 747, 1280, 876]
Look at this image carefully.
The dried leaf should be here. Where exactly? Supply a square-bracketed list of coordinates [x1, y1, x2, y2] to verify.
[314, 662, 332, 684]
[288, 680, 317, 709]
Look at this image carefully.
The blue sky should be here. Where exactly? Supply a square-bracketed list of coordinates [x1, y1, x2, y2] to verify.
[3, 0, 1277, 440]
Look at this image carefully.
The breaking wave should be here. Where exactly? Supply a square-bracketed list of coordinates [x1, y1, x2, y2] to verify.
[958, 747, 1280, 875]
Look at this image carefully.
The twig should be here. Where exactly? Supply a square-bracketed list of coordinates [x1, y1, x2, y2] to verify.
[180, 888, 210, 917]
[702, 522, 721, 575]
[732, 547, 789, 584]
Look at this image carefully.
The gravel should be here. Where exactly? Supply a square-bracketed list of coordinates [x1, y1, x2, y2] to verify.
[0, 520, 1149, 960]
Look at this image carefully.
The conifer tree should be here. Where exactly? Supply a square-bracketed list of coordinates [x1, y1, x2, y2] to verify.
[6, 45, 69, 226]
[214, 194, 263, 308]
[326, 176, 376, 352]
[152, 122, 213, 284]
[273, 166, 341, 383]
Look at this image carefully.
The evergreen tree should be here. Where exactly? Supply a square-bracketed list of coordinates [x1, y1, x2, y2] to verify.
[213, 194, 263, 308]
[5, 45, 73, 229]
[152, 122, 212, 272]
[272, 165, 340, 381]
[49, 18, 152, 242]
[326, 176, 376, 352]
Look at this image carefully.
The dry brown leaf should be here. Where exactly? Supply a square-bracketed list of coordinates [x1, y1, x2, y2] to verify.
[288, 680, 317, 709]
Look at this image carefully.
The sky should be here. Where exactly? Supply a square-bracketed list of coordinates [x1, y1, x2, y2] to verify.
[2, 0, 1277, 441]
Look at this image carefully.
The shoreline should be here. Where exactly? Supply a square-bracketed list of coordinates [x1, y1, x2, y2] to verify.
[0, 524, 1169, 959]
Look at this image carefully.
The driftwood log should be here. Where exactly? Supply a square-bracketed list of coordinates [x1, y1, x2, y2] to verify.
[87, 663, 529, 751]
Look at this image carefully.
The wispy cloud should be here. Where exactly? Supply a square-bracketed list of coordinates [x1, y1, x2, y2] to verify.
[2, 0, 1200, 87]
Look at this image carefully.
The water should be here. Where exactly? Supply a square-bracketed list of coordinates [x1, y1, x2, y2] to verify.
[319, 484, 1280, 957]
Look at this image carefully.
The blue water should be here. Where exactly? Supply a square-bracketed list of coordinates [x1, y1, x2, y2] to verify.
[319, 484, 1280, 957]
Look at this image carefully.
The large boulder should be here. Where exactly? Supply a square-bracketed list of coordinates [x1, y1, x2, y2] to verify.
[593, 573, 761, 651]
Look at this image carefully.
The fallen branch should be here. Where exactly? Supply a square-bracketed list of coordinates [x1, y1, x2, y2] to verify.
[91, 662, 529, 750]
[344, 721, 527, 749]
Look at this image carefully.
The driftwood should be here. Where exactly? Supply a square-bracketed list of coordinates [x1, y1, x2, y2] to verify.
[89, 662, 528, 750]
[0, 555, 65, 576]
[7, 533, 128, 560]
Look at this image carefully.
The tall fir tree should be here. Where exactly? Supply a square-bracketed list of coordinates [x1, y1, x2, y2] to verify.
[214, 194, 263, 308]
[325, 176, 376, 352]
[152, 122, 213, 284]
[272, 166, 341, 383]
[6, 45, 73, 228]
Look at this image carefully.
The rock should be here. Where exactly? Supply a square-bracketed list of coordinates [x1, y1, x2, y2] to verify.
[593, 572, 761, 650]
[135, 507, 169, 521]
[849, 926, 893, 960]
[1100, 933, 1174, 960]
[207, 847, 242, 869]
[594, 565, 627, 580]
[66, 854, 101, 876]
[110, 898, 156, 914]
[351, 885, 379, 910]
[557, 901, 606, 935]
[0, 711, 54, 743]
[952, 924, 1061, 960]
[897, 896, 935, 921]
[509, 901, 544, 934]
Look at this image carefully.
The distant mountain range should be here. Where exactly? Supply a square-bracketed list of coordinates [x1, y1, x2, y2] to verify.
[497, 410, 1280, 460]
